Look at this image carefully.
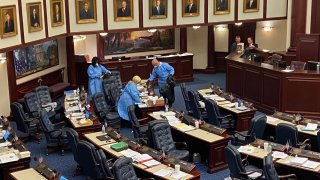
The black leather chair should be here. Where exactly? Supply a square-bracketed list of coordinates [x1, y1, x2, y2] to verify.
[150, 121, 189, 161]
[275, 123, 310, 149]
[180, 83, 192, 114]
[65, 128, 81, 175]
[127, 105, 148, 143]
[39, 110, 68, 155]
[204, 99, 235, 130]
[231, 114, 267, 146]
[187, 90, 207, 120]
[112, 157, 138, 180]
[263, 155, 297, 180]
[103, 71, 122, 106]
[97, 149, 114, 179]
[77, 141, 106, 179]
[10, 102, 41, 142]
[92, 92, 121, 129]
[225, 145, 262, 179]
[35, 86, 63, 112]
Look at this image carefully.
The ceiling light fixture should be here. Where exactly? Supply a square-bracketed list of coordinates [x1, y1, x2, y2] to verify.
[100, 33, 108, 36]
[235, 22, 243, 26]
[148, 29, 157, 33]
[192, 26, 201, 30]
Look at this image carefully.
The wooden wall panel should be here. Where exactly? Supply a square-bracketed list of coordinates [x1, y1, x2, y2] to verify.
[243, 68, 261, 105]
[226, 63, 243, 97]
[296, 34, 320, 62]
[261, 72, 281, 112]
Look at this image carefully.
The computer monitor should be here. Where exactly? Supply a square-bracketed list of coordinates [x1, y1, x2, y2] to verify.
[307, 61, 319, 70]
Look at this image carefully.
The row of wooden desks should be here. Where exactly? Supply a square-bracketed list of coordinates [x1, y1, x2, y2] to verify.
[149, 111, 230, 173]
[84, 131, 200, 180]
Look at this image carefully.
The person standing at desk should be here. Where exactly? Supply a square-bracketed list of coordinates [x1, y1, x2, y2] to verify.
[87, 57, 111, 102]
[229, 35, 241, 53]
[117, 76, 142, 121]
[148, 58, 175, 106]
[244, 36, 258, 58]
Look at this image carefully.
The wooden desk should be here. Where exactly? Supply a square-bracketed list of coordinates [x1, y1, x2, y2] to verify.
[226, 53, 320, 120]
[198, 89, 257, 131]
[10, 168, 46, 180]
[149, 112, 230, 173]
[135, 104, 164, 120]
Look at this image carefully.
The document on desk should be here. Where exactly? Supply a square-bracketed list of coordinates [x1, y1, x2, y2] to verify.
[267, 116, 278, 123]
[165, 115, 180, 122]
[289, 157, 308, 165]
[272, 151, 288, 159]
[170, 171, 188, 179]
[248, 172, 262, 179]
[300, 123, 318, 131]
[137, 103, 148, 108]
[203, 94, 218, 99]
[0, 153, 19, 164]
[154, 168, 173, 177]
[161, 111, 176, 116]
[133, 154, 153, 163]
[142, 159, 161, 167]
[120, 149, 141, 158]
[302, 160, 320, 169]
[0, 142, 12, 147]
[238, 146, 256, 153]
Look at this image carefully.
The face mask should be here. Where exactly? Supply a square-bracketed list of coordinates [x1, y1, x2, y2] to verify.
[154, 66, 158, 68]
[95, 63, 99, 67]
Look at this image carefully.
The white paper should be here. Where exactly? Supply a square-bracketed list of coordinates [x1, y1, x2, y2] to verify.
[289, 157, 308, 165]
[120, 149, 141, 158]
[0, 153, 19, 164]
[154, 168, 173, 177]
[133, 154, 153, 162]
[165, 115, 180, 122]
[153, 111, 165, 116]
[203, 94, 218, 99]
[0, 142, 12, 147]
[198, 101, 205, 108]
[302, 160, 320, 169]
[248, 172, 261, 179]
[306, 123, 318, 131]
[170, 171, 189, 179]
[267, 116, 278, 123]
[138, 104, 148, 108]
[179, 125, 196, 132]
[238, 146, 256, 153]
[142, 159, 161, 167]
[272, 151, 288, 159]
[161, 112, 176, 116]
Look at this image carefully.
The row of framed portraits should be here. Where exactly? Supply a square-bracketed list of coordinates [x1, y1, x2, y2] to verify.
[0, 0, 260, 39]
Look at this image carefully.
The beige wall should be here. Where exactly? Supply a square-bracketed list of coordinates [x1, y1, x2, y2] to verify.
[0, 38, 68, 116]
[187, 26, 208, 69]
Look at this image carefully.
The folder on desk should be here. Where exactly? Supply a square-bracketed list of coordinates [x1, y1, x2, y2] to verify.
[110, 141, 128, 152]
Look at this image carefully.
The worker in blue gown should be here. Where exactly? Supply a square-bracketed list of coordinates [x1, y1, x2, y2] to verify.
[148, 58, 175, 106]
[87, 57, 111, 102]
[117, 76, 142, 121]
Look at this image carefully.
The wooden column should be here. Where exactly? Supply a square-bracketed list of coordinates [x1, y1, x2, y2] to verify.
[180, 28, 187, 53]
[6, 51, 17, 103]
[311, 0, 320, 33]
[206, 25, 216, 73]
[97, 34, 105, 60]
[66, 36, 77, 86]
[287, 0, 307, 52]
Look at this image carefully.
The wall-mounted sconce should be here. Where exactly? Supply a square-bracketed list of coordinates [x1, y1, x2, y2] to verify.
[100, 33, 108, 36]
[192, 26, 201, 30]
[148, 29, 157, 33]
[0, 54, 6, 64]
[262, 26, 273, 32]
[235, 22, 243, 26]
[73, 35, 86, 42]
[215, 25, 226, 31]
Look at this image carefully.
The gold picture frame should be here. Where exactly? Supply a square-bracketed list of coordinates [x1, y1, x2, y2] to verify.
[182, 0, 199, 17]
[26, 2, 43, 33]
[243, 0, 259, 13]
[114, 0, 134, 21]
[0, 5, 18, 38]
[50, 0, 64, 27]
[75, 0, 97, 24]
[149, 0, 167, 19]
[214, 0, 230, 15]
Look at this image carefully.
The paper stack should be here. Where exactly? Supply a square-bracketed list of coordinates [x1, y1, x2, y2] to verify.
[289, 157, 308, 165]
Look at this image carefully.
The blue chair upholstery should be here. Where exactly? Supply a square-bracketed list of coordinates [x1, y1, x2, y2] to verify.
[35, 86, 63, 112]
[147, 120, 168, 148]
[180, 83, 192, 114]
[127, 105, 148, 141]
[187, 90, 207, 120]
[225, 145, 261, 179]
[263, 154, 297, 180]
[92, 92, 121, 128]
[204, 99, 235, 129]
[150, 122, 189, 161]
[231, 114, 267, 146]
[11, 102, 39, 135]
[276, 123, 299, 147]
[112, 157, 138, 180]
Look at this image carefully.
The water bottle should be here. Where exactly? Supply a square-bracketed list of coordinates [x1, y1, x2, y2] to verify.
[165, 99, 169, 112]
[101, 124, 106, 134]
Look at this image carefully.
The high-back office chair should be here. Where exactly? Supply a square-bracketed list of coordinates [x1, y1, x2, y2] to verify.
[127, 105, 148, 143]
[263, 155, 297, 180]
[187, 90, 207, 120]
[65, 128, 80, 164]
[112, 157, 138, 180]
[306, 61, 320, 70]
[39, 110, 68, 156]
[269, 54, 286, 68]
[275, 123, 310, 149]
[92, 92, 121, 129]
[290, 61, 306, 70]
[150, 121, 189, 161]
[204, 99, 235, 130]
[147, 120, 167, 148]
[35, 86, 63, 112]
[231, 114, 267, 146]
[180, 83, 192, 114]
[10, 102, 41, 142]
[225, 145, 262, 179]
[103, 71, 122, 106]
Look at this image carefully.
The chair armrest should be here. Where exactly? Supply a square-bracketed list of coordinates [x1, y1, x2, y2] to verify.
[241, 155, 249, 166]
[298, 139, 311, 150]
[279, 174, 297, 179]
[174, 142, 188, 150]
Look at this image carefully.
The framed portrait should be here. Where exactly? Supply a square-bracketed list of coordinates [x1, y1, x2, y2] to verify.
[182, 0, 199, 17]
[50, 0, 64, 27]
[0, 5, 18, 38]
[75, 0, 97, 24]
[114, 0, 134, 21]
[214, 0, 230, 15]
[243, 0, 259, 13]
[149, 0, 167, 19]
[26, 2, 43, 33]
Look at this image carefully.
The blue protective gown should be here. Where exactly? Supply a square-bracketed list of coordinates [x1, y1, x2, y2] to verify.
[117, 82, 141, 121]
[87, 65, 110, 101]
[148, 62, 174, 89]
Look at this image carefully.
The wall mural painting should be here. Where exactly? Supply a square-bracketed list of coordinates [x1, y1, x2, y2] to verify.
[13, 40, 59, 79]
[104, 29, 175, 55]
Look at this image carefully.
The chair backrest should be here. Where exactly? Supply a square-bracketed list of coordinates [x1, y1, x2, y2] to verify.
[187, 90, 202, 119]
[204, 99, 222, 126]
[65, 128, 80, 164]
[306, 61, 320, 70]
[39, 110, 55, 132]
[92, 92, 109, 119]
[147, 120, 167, 148]
[10, 102, 29, 133]
[276, 123, 298, 147]
[35, 86, 52, 105]
[77, 141, 103, 179]
[180, 83, 191, 112]
[112, 157, 138, 180]
[109, 82, 121, 106]
[291, 61, 306, 70]
[96, 149, 114, 179]
[151, 122, 175, 153]
[24, 92, 41, 116]
[224, 145, 246, 179]
[270, 54, 282, 63]
[263, 155, 280, 180]
[127, 105, 141, 138]
[247, 114, 267, 141]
